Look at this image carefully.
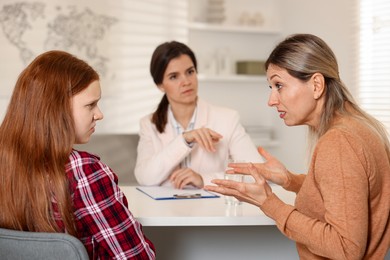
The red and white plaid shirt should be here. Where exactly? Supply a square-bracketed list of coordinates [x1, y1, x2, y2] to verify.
[63, 149, 155, 259]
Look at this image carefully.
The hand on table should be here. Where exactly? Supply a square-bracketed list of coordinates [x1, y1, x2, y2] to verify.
[170, 168, 204, 189]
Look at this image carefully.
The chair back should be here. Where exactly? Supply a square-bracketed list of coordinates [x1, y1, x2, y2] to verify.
[0, 228, 89, 260]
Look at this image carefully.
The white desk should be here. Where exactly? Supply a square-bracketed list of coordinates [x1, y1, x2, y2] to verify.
[122, 186, 299, 260]
[121, 185, 295, 226]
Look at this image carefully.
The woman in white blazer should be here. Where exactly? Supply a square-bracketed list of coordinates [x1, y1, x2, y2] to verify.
[134, 41, 262, 188]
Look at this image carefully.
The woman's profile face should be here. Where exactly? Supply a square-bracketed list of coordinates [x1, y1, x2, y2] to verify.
[266, 64, 322, 128]
[72, 80, 104, 144]
[158, 54, 198, 107]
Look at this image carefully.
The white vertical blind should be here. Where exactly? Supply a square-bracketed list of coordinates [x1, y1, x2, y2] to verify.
[358, 0, 390, 131]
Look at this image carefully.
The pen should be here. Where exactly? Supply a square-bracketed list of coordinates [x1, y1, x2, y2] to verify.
[173, 193, 202, 199]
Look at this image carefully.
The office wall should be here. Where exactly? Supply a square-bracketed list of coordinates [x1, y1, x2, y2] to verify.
[0, 0, 188, 133]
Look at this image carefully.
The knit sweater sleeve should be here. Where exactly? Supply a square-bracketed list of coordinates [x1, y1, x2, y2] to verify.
[261, 129, 369, 259]
[283, 171, 306, 193]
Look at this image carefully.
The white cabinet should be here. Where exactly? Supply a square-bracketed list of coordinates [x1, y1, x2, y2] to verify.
[188, 0, 281, 148]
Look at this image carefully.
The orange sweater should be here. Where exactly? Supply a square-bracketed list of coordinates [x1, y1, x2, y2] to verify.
[261, 116, 390, 259]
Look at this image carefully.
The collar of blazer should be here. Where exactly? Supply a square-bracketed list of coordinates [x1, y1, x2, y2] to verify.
[158, 98, 210, 145]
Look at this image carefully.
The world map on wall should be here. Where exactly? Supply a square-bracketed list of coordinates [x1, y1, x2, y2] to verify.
[0, 1, 118, 77]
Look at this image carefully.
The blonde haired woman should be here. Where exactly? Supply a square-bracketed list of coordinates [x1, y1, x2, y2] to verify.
[206, 34, 390, 259]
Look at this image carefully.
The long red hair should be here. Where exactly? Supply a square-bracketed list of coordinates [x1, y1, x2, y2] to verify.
[0, 50, 99, 236]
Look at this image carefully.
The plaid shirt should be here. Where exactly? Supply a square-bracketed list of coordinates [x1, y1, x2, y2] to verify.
[64, 149, 155, 259]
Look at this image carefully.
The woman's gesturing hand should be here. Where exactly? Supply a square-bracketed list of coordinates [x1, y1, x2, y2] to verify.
[204, 163, 273, 207]
[182, 127, 223, 152]
[222, 147, 290, 187]
[204, 147, 291, 206]
[243, 147, 291, 187]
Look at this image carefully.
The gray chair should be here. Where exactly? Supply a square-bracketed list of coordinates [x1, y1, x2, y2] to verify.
[0, 228, 89, 260]
[73, 134, 140, 185]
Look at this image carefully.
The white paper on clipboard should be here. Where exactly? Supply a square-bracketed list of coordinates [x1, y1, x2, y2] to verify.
[136, 186, 219, 200]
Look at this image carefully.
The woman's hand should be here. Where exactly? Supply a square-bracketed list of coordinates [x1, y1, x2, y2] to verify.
[182, 127, 223, 152]
[204, 163, 273, 207]
[204, 147, 290, 206]
[170, 168, 204, 189]
[229, 147, 291, 187]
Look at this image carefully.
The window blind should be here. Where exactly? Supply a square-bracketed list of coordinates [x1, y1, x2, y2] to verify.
[358, 0, 390, 131]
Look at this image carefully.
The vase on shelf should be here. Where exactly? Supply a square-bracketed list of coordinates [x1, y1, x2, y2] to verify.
[206, 0, 225, 24]
[239, 11, 265, 27]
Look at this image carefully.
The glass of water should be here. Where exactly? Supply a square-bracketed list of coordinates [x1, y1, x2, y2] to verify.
[224, 158, 244, 205]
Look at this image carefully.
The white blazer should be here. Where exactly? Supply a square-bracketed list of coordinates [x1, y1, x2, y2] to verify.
[134, 99, 263, 186]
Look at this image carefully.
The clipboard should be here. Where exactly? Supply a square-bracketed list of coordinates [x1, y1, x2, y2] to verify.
[136, 186, 219, 200]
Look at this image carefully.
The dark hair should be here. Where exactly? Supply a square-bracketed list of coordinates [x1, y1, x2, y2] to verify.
[150, 41, 197, 133]
[0, 50, 99, 236]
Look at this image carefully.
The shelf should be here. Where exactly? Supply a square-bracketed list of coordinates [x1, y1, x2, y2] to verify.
[188, 22, 280, 34]
[198, 74, 267, 83]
